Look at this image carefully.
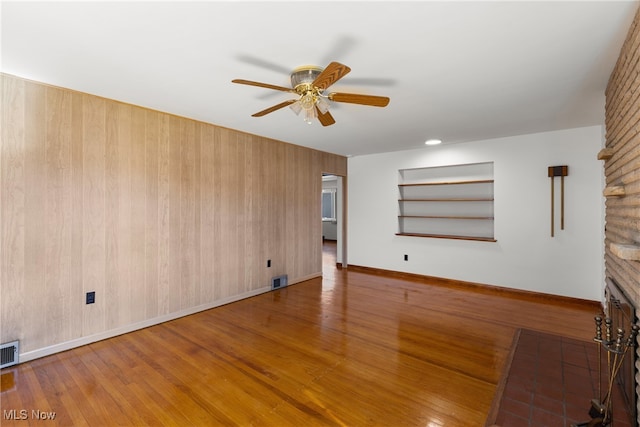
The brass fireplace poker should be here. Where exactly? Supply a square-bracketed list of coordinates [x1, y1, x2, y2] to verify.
[573, 315, 639, 427]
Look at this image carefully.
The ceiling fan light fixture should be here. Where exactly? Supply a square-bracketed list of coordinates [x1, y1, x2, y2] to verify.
[289, 100, 302, 116]
[300, 92, 316, 110]
[316, 96, 330, 114]
[290, 65, 323, 88]
[304, 105, 317, 124]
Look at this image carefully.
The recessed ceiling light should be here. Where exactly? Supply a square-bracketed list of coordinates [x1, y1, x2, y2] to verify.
[425, 139, 442, 146]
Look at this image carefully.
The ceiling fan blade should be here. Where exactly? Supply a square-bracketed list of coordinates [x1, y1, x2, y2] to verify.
[316, 107, 336, 127]
[329, 92, 390, 107]
[251, 99, 298, 117]
[313, 62, 351, 90]
[232, 79, 293, 93]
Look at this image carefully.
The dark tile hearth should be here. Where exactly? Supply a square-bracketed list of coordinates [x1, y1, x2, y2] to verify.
[490, 329, 633, 427]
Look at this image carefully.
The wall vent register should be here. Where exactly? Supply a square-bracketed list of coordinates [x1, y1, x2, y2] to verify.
[397, 162, 496, 242]
[0, 340, 19, 369]
[271, 275, 288, 290]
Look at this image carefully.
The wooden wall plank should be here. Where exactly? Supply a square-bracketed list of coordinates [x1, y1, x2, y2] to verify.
[157, 112, 171, 316]
[69, 91, 84, 339]
[24, 81, 47, 348]
[179, 119, 196, 309]
[81, 94, 106, 336]
[1, 75, 26, 344]
[167, 115, 182, 314]
[268, 140, 287, 279]
[199, 124, 215, 302]
[237, 133, 252, 292]
[145, 110, 159, 319]
[211, 127, 224, 300]
[193, 123, 202, 305]
[105, 100, 120, 328]
[44, 86, 73, 344]
[130, 107, 147, 322]
[216, 128, 242, 300]
[105, 101, 132, 328]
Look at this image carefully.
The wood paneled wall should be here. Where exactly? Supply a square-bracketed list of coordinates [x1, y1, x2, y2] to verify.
[604, 5, 640, 304]
[0, 73, 346, 358]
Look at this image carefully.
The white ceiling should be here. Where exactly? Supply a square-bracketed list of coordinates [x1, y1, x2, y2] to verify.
[2, 1, 638, 157]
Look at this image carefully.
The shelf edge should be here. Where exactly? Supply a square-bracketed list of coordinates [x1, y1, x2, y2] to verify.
[395, 233, 497, 242]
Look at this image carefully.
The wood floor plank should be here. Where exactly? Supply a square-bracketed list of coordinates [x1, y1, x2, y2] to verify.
[0, 241, 599, 426]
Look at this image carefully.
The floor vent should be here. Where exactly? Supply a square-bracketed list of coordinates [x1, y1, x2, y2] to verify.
[0, 341, 19, 369]
[271, 274, 288, 290]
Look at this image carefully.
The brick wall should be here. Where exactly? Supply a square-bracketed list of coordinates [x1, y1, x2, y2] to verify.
[604, 4, 640, 424]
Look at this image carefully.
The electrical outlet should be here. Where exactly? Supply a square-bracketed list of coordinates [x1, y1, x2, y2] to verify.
[404, 254, 408, 261]
[86, 291, 95, 305]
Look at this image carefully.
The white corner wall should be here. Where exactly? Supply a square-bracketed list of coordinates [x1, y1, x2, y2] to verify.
[348, 126, 605, 301]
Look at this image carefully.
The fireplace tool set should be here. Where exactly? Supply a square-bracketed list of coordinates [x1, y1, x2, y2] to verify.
[573, 315, 638, 427]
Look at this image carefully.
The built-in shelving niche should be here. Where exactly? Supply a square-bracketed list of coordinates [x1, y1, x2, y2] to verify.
[397, 162, 496, 242]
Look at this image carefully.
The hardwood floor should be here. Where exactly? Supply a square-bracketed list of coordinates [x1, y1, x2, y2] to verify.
[1, 240, 600, 426]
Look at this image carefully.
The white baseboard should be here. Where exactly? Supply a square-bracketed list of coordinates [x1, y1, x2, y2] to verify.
[19, 285, 272, 363]
[20, 272, 323, 364]
[290, 272, 322, 284]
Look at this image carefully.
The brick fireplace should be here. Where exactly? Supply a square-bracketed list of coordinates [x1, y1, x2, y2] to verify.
[603, 4, 640, 426]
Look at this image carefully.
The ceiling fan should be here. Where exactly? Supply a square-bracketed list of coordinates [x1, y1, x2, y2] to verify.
[232, 62, 390, 126]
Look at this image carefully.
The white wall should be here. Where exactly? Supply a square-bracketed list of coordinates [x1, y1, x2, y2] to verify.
[348, 126, 605, 301]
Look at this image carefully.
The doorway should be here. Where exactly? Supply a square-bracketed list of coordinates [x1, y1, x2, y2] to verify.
[322, 174, 346, 267]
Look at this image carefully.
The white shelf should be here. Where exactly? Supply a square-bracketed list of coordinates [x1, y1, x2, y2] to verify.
[398, 163, 495, 241]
